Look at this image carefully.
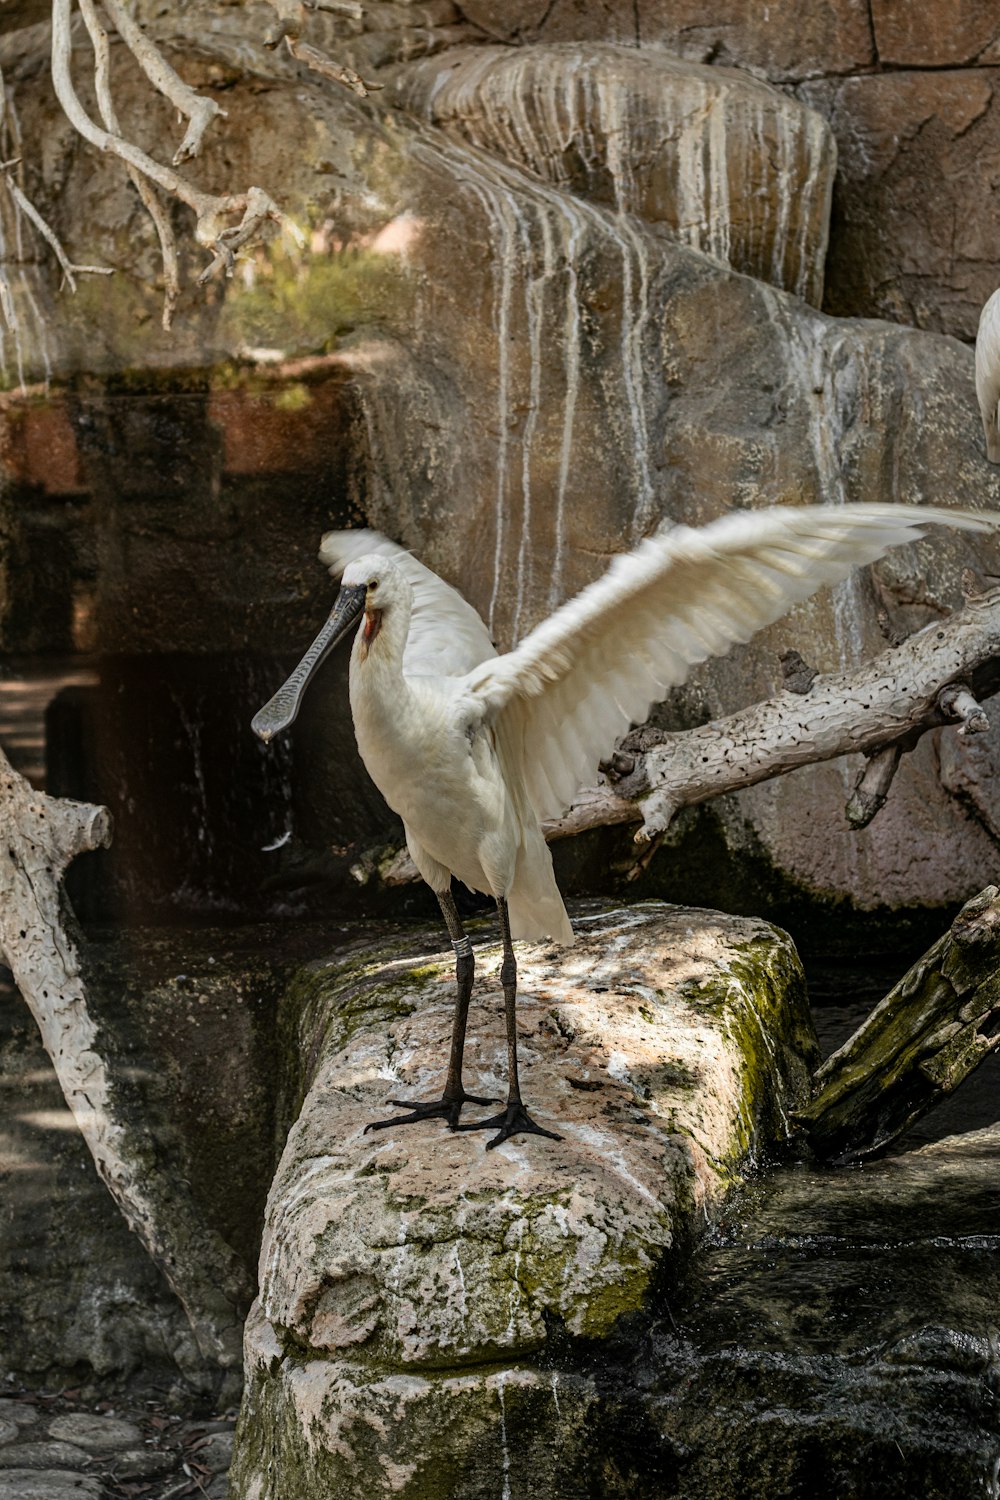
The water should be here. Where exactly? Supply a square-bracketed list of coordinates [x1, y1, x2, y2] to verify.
[574, 983, 1000, 1497]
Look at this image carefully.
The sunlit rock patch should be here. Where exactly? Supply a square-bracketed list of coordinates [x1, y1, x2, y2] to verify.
[230, 900, 818, 1498]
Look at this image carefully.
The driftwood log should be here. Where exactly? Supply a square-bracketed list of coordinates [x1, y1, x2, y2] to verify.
[380, 586, 1000, 884]
[0, 748, 249, 1374]
[799, 886, 1000, 1163]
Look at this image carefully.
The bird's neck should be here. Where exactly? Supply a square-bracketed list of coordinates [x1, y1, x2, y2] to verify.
[349, 594, 410, 694]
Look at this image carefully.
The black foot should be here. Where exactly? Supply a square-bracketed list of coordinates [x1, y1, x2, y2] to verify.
[364, 1092, 497, 1133]
[456, 1100, 563, 1149]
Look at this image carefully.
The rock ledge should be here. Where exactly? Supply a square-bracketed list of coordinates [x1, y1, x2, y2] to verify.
[231, 901, 818, 1499]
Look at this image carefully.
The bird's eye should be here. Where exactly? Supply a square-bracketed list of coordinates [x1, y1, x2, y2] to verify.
[368, 578, 379, 590]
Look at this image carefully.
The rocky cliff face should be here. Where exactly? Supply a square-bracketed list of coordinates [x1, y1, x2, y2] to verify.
[447, 0, 1000, 341]
[1, 8, 998, 928]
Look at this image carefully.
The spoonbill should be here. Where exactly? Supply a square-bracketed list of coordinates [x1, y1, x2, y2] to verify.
[976, 288, 1000, 462]
[252, 502, 998, 1147]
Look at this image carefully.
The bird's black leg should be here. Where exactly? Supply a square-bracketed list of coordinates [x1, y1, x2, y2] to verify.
[457, 897, 562, 1149]
[365, 888, 496, 1133]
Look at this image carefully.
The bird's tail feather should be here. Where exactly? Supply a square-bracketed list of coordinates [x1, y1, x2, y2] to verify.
[507, 827, 575, 946]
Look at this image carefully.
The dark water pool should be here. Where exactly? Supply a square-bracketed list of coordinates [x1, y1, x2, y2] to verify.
[591, 986, 1000, 1499]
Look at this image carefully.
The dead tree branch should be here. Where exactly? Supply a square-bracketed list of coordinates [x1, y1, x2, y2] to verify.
[77, 0, 179, 328]
[797, 886, 1000, 1163]
[1, 166, 112, 291]
[261, 0, 383, 95]
[50, 0, 305, 291]
[0, 63, 111, 334]
[96, 0, 226, 165]
[0, 747, 249, 1370]
[629, 590, 1000, 844]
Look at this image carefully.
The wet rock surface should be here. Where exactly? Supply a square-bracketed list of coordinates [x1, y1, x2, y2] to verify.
[393, 43, 835, 304]
[0, 1385, 235, 1499]
[639, 1128, 1000, 1498]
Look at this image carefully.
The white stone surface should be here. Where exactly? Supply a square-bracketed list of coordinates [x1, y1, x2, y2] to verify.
[393, 43, 835, 305]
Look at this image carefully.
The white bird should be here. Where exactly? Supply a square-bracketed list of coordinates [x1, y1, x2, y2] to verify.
[252, 502, 998, 1147]
[976, 288, 1000, 463]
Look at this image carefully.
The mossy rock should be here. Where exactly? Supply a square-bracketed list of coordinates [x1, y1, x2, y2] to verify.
[232, 900, 819, 1498]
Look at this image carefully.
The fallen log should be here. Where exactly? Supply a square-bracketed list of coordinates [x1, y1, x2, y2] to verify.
[0, 748, 250, 1375]
[575, 584, 1000, 844]
[797, 886, 1000, 1164]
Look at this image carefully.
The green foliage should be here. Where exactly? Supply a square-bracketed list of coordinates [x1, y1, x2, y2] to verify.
[219, 243, 412, 354]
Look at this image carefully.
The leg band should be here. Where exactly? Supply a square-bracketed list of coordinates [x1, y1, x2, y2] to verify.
[452, 936, 473, 959]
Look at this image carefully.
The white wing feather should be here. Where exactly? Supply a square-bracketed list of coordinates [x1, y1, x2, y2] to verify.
[319, 528, 496, 676]
[464, 503, 999, 824]
[976, 289, 1000, 463]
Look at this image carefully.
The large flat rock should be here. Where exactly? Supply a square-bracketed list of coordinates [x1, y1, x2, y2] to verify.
[230, 901, 818, 1498]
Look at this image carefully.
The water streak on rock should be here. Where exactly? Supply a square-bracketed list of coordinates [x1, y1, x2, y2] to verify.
[497, 1370, 512, 1500]
[549, 202, 582, 610]
[758, 285, 865, 670]
[412, 133, 661, 637]
[397, 44, 835, 303]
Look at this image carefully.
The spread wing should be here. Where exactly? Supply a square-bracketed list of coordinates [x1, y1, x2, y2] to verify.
[463, 502, 998, 823]
[976, 289, 1000, 461]
[319, 528, 497, 676]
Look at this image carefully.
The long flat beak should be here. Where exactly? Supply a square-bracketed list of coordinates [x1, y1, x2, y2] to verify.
[251, 583, 366, 742]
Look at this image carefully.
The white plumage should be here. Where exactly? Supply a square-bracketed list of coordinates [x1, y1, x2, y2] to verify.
[255, 500, 998, 1145]
[976, 288, 1000, 463]
[320, 503, 994, 938]
[319, 528, 496, 678]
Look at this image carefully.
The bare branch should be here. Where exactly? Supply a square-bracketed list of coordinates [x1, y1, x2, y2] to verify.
[0, 59, 112, 302]
[2, 168, 113, 291]
[78, 0, 179, 328]
[97, 0, 226, 165]
[634, 589, 1000, 843]
[260, 0, 381, 94]
[0, 746, 248, 1366]
[938, 681, 990, 736]
[51, 0, 304, 285]
[845, 744, 902, 830]
[194, 185, 304, 282]
[285, 35, 383, 97]
[799, 886, 1000, 1163]
[309, 0, 365, 16]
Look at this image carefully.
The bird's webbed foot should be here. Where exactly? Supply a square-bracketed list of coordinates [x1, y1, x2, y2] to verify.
[456, 1099, 563, 1149]
[364, 1090, 497, 1134]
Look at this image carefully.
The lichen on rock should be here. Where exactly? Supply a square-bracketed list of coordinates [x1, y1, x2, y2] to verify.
[231, 900, 818, 1498]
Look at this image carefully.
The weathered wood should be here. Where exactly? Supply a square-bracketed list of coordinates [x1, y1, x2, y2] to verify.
[797, 887, 1000, 1164]
[0, 748, 250, 1372]
[629, 587, 1000, 842]
[845, 744, 903, 829]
